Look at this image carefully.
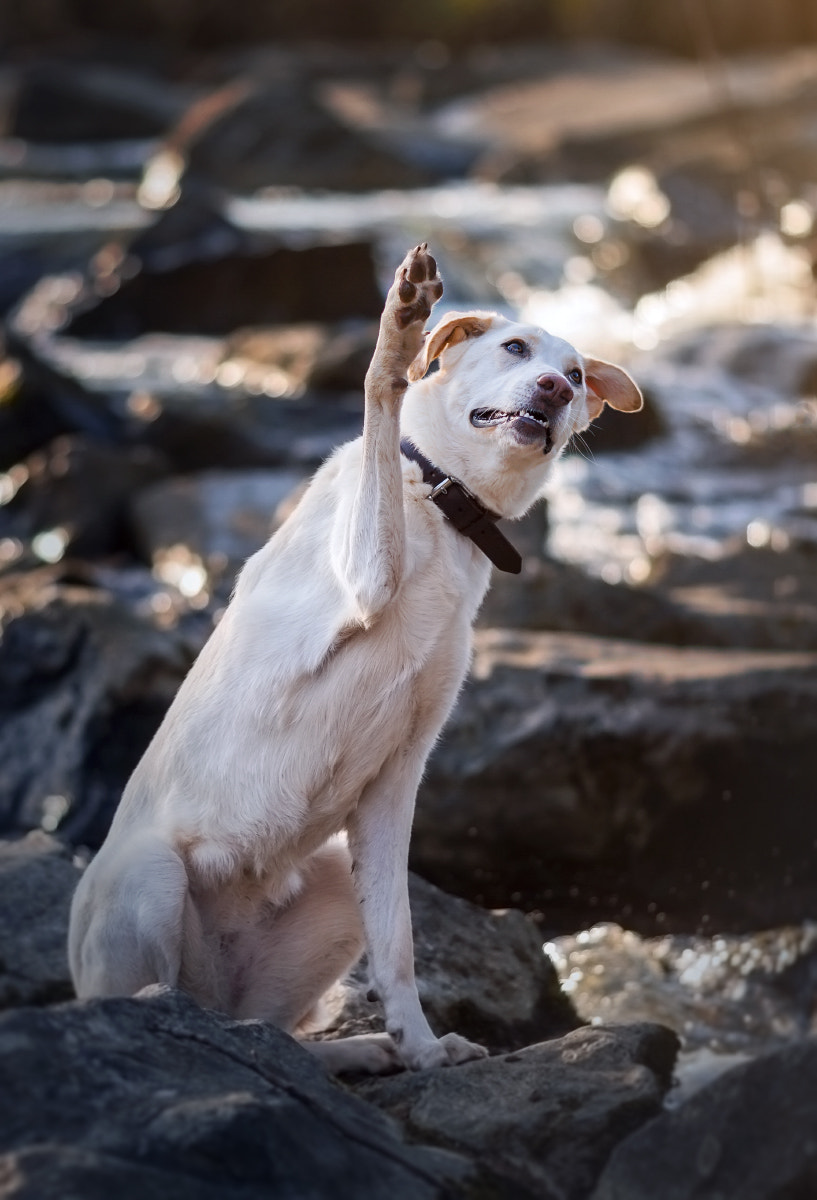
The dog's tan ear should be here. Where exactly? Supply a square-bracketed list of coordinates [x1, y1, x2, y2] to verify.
[584, 358, 643, 420]
[407, 312, 494, 382]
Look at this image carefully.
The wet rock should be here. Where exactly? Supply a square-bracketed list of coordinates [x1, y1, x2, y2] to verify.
[0, 985, 471, 1200]
[319, 873, 578, 1054]
[225, 320, 379, 394]
[0, 357, 70, 470]
[582, 385, 666, 452]
[653, 543, 817, 653]
[0, 566, 209, 847]
[414, 628, 817, 930]
[358, 1022, 679, 1200]
[9, 295, 365, 471]
[0, 832, 80, 1009]
[481, 542, 817, 652]
[65, 231, 385, 337]
[6, 61, 183, 143]
[478, 554, 713, 644]
[1, 435, 167, 559]
[129, 467, 306, 585]
[144, 76, 434, 199]
[591, 1038, 817, 1200]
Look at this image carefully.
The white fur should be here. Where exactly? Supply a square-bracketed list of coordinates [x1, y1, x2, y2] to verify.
[68, 246, 640, 1073]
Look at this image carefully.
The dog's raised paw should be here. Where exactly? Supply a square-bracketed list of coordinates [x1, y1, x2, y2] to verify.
[393, 243, 443, 331]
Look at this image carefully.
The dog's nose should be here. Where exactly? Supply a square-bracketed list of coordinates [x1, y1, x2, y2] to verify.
[535, 372, 574, 407]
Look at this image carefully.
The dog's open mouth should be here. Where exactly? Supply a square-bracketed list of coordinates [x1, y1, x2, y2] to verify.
[470, 406, 553, 452]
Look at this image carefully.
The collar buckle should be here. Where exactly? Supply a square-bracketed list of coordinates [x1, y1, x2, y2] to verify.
[427, 476, 453, 501]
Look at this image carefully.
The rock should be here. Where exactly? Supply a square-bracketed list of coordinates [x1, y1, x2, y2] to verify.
[144, 76, 434, 198]
[653, 542, 817, 653]
[0, 832, 81, 1009]
[6, 61, 184, 143]
[408, 874, 578, 1048]
[481, 543, 817, 653]
[129, 468, 306, 586]
[0, 566, 209, 847]
[582, 385, 666, 452]
[414, 628, 817, 931]
[319, 873, 578, 1054]
[590, 1038, 817, 1200]
[478, 554, 714, 644]
[358, 1022, 679, 1200]
[0, 985, 472, 1200]
[65, 223, 385, 337]
[9, 285, 365, 472]
[224, 320, 379, 394]
[1, 436, 168, 559]
[656, 322, 817, 400]
[0, 357, 70, 471]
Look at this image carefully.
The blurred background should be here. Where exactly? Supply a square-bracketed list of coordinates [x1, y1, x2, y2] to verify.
[1, 0, 817, 1075]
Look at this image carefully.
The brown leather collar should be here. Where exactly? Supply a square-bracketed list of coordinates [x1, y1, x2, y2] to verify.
[400, 437, 522, 574]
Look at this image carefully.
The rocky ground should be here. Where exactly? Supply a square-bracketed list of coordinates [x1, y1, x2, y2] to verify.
[1, 32, 817, 1200]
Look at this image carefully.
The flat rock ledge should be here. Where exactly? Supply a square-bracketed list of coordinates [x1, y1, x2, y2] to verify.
[0, 985, 678, 1200]
[0, 985, 471, 1200]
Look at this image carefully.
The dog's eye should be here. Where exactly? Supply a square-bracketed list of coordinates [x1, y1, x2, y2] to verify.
[504, 339, 526, 356]
[568, 367, 583, 384]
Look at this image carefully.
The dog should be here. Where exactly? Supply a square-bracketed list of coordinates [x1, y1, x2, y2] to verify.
[69, 244, 642, 1073]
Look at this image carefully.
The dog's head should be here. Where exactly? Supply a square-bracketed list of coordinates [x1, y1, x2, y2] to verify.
[401, 311, 642, 519]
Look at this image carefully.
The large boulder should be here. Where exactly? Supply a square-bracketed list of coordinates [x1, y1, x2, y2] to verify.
[415, 628, 817, 931]
[64, 227, 385, 338]
[0, 567, 208, 847]
[141, 76, 435, 197]
[358, 1022, 679, 1199]
[129, 467, 306, 587]
[591, 1038, 817, 1200]
[318, 873, 578, 1054]
[0, 832, 81, 1008]
[0, 985, 472, 1200]
[1, 435, 167, 559]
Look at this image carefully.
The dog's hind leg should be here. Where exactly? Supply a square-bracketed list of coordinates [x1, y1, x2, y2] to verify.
[230, 839, 401, 1075]
[68, 836, 190, 999]
[331, 243, 443, 624]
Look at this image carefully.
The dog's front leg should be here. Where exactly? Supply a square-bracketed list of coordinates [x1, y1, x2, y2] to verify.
[331, 244, 442, 624]
[348, 759, 488, 1070]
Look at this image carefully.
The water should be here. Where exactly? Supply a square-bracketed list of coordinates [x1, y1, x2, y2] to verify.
[544, 921, 817, 1101]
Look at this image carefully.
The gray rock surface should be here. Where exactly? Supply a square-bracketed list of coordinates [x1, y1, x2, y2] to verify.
[590, 1038, 817, 1200]
[0, 985, 472, 1200]
[3, 435, 167, 559]
[129, 467, 306, 585]
[358, 1022, 679, 1200]
[0, 569, 206, 847]
[416, 628, 817, 928]
[0, 832, 81, 1008]
[320, 873, 578, 1053]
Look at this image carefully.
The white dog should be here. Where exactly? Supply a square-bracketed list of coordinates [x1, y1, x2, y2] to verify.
[69, 244, 641, 1073]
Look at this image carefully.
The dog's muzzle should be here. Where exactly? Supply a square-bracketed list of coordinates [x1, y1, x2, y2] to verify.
[470, 406, 554, 453]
